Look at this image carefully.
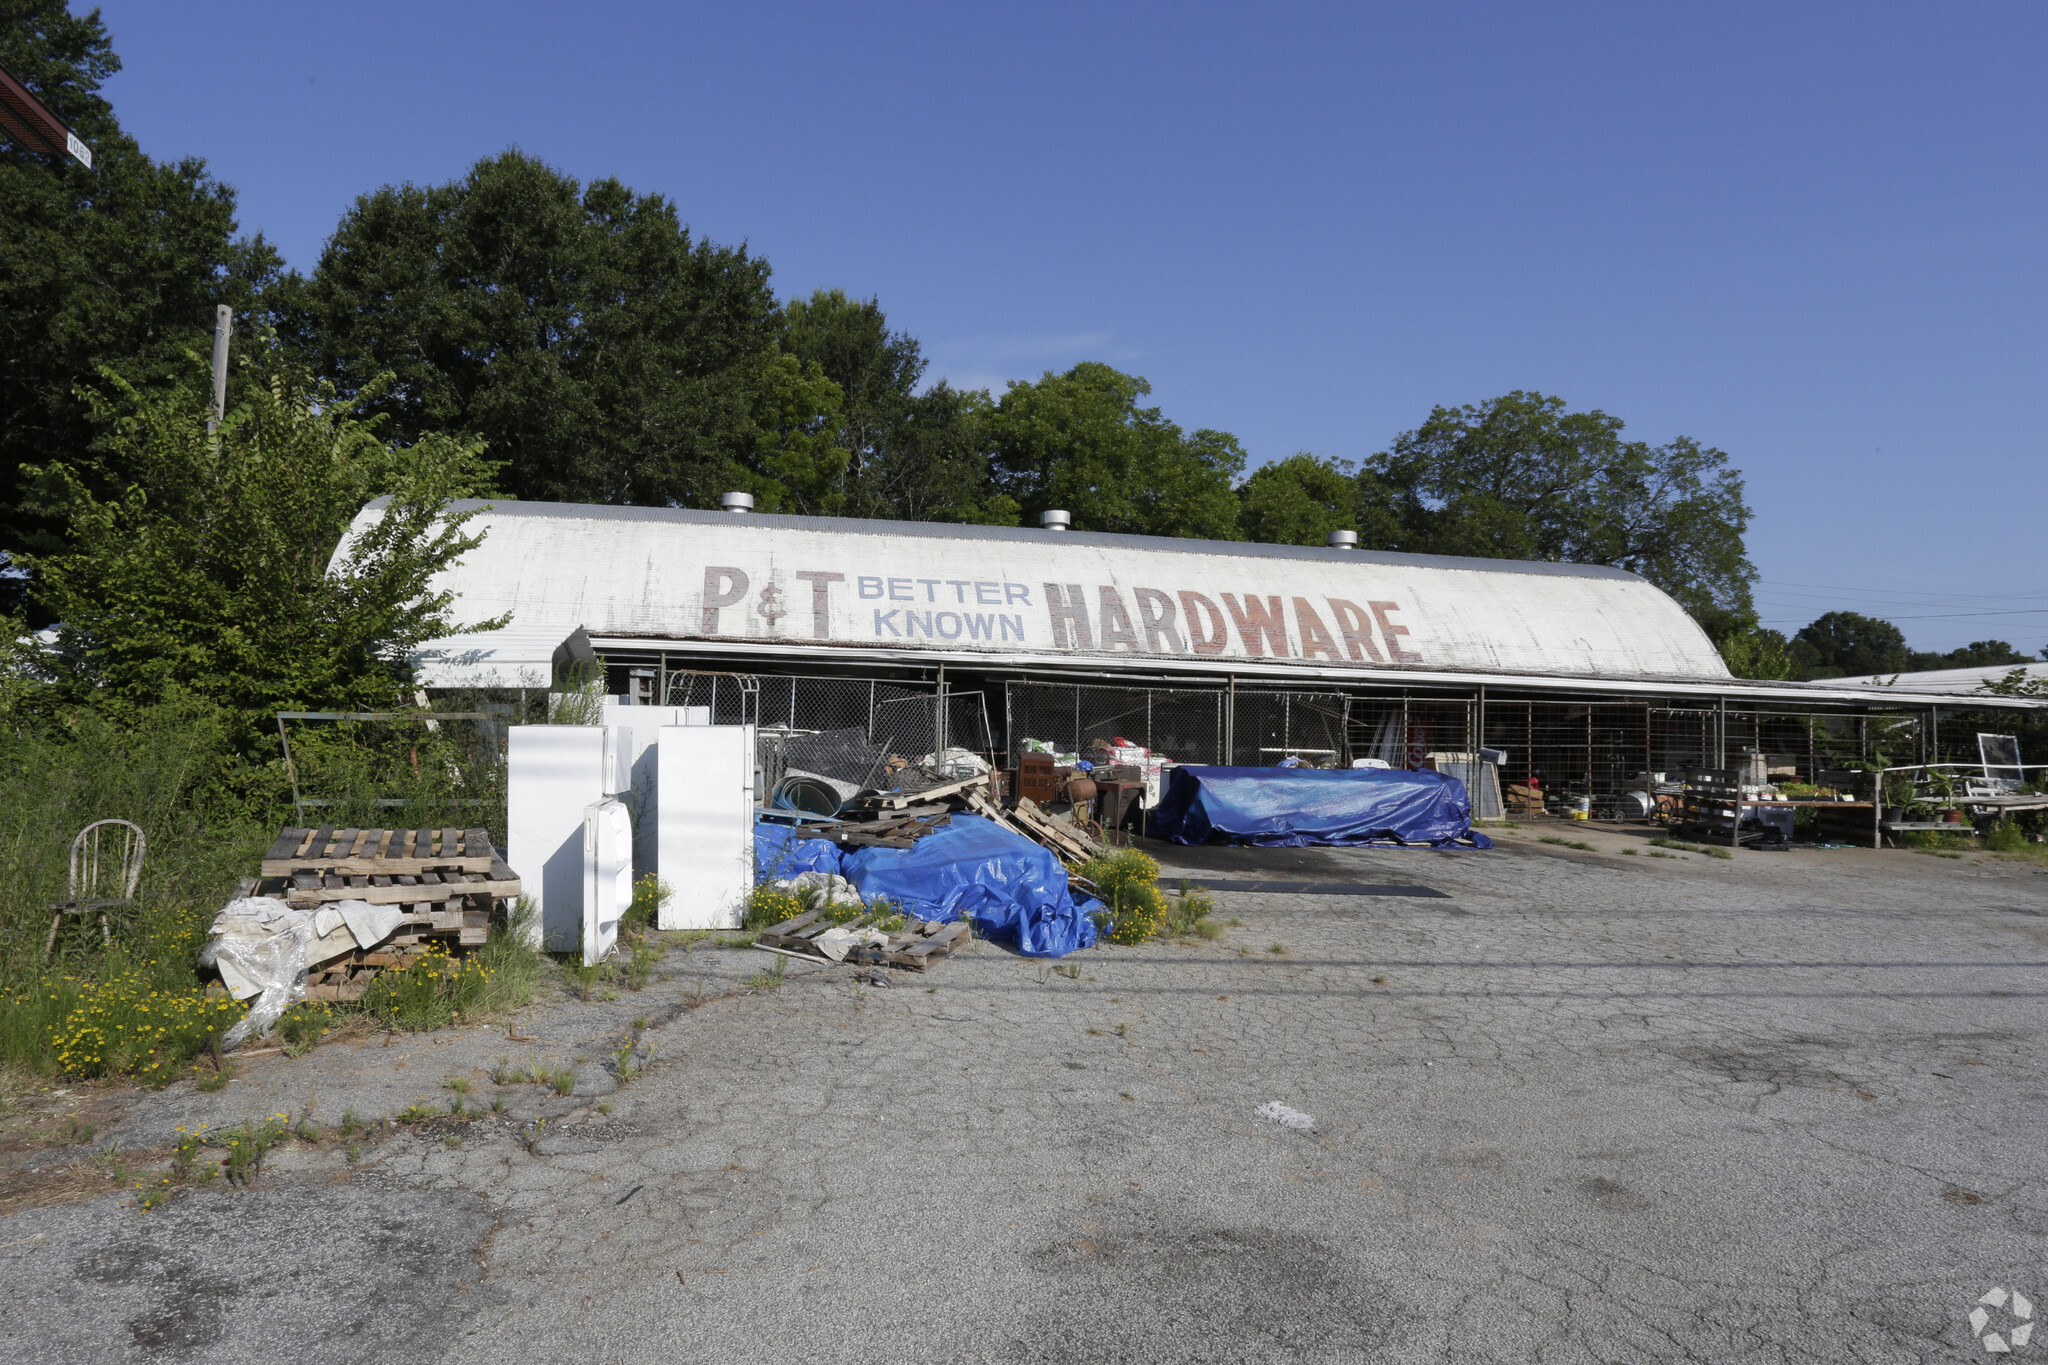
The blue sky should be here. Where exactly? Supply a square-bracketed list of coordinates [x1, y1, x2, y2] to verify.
[92, 1, 2047, 654]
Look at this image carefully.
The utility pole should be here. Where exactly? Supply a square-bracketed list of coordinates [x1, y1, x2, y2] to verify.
[208, 305, 232, 433]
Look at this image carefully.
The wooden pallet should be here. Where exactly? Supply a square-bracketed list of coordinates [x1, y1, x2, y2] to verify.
[862, 774, 992, 811]
[964, 791, 1100, 863]
[260, 826, 500, 876]
[756, 908, 971, 972]
[815, 811, 953, 849]
[260, 861, 521, 907]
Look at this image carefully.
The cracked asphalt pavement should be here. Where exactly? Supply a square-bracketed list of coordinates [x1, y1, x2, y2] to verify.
[4, 830, 2046, 1363]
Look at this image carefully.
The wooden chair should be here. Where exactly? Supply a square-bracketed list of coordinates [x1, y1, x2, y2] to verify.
[43, 819, 148, 960]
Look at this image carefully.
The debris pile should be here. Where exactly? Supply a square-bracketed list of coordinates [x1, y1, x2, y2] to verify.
[782, 773, 1108, 864]
[233, 827, 521, 1003]
[757, 908, 970, 971]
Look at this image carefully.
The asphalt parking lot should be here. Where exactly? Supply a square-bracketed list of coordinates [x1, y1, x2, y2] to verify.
[4, 829, 2046, 1364]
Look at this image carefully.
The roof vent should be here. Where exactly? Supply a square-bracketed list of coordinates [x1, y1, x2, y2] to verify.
[721, 491, 754, 513]
[1040, 509, 1071, 531]
[1327, 529, 1359, 549]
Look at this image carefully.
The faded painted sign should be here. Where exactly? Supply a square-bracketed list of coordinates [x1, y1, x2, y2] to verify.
[369, 503, 1732, 681]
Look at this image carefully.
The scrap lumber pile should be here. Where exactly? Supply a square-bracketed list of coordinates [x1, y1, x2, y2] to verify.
[757, 907, 971, 972]
[788, 773, 1106, 864]
[245, 827, 520, 1001]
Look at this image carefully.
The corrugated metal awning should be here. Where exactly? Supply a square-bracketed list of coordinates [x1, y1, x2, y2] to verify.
[584, 634, 2045, 709]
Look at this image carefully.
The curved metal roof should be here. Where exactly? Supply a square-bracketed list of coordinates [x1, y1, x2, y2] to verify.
[353, 497, 1737, 685]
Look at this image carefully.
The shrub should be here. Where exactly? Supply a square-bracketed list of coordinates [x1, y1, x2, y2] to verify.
[1078, 847, 1165, 946]
[1985, 820, 2028, 854]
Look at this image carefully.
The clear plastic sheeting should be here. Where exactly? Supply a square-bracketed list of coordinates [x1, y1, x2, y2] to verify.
[839, 815, 1101, 958]
[1148, 766, 1494, 849]
[199, 898, 315, 1048]
[198, 895, 402, 1047]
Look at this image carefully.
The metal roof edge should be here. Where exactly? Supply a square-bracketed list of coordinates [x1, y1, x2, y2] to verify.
[372, 495, 1647, 584]
[580, 635, 2046, 708]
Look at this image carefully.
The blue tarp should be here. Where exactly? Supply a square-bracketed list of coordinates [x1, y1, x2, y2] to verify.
[752, 814, 1102, 957]
[754, 821, 845, 879]
[1148, 765, 1493, 849]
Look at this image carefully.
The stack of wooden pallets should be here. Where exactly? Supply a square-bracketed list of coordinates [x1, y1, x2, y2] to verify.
[244, 827, 521, 1001]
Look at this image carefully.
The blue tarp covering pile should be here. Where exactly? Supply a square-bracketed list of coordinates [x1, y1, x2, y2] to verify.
[1148, 765, 1493, 849]
[754, 815, 1101, 957]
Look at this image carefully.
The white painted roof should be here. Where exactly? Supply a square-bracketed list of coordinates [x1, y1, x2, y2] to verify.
[1833, 661, 2048, 695]
[339, 499, 2042, 708]
[349, 498, 1728, 682]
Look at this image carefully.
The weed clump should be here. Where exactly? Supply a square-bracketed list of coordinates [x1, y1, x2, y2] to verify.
[621, 875, 672, 937]
[742, 886, 805, 933]
[1163, 882, 1221, 939]
[37, 973, 245, 1082]
[1077, 847, 1165, 945]
[277, 1001, 330, 1054]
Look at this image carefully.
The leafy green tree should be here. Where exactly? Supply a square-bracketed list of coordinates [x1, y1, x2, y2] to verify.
[1238, 452, 1357, 545]
[873, 381, 1015, 524]
[777, 289, 1012, 523]
[743, 350, 849, 514]
[778, 289, 917, 509]
[21, 341, 499, 752]
[989, 363, 1244, 539]
[1715, 622, 1795, 680]
[2, 1, 280, 606]
[1789, 611, 1909, 680]
[271, 149, 815, 511]
[1358, 392, 1754, 620]
[1904, 639, 2037, 671]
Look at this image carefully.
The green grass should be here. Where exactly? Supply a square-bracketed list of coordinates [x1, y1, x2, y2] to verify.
[0, 700, 527, 1081]
[1650, 836, 1733, 860]
[1539, 836, 1596, 851]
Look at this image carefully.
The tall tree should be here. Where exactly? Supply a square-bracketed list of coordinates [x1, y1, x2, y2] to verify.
[869, 380, 1013, 524]
[1359, 392, 1755, 621]
[1789, 611, 1909, 679]
[22, 341, 498, 750]
[1238, 452, 1356, 545]
[778, 289, 918, 513]
[989, 363, 1244, 539]
[777, 289, 1011, 523]
[271, 150, 827, 511]
[1904, 639, 2037, 671]
[1, 1, 279, 610]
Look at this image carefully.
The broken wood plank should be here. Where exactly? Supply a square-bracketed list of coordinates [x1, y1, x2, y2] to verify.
[864, 773, 990, 809]
[761, 908, 824, 937]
